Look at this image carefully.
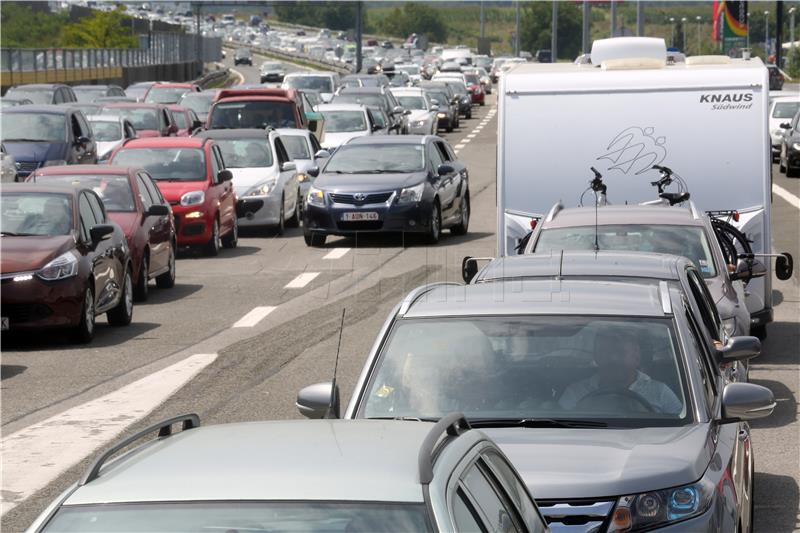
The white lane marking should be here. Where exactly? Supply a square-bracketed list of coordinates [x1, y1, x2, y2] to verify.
[460, 138, 471, 144]
[232, 306, 277, 328]
[467, 133, 477, 139]
[229, 67, 245, 86]
[455, 143, 466, 149]
[773, 184, 800, 210]
[285, 272, 320, 288]
[0, 353, 217, 515]
[323, 247, 351, 260]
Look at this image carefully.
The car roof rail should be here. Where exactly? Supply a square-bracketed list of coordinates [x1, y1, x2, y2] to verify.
[78, 414, 200, 487]
[544, 201, 564, 222]
[397, 282, 461, 317]
[418, 413, 471, 485]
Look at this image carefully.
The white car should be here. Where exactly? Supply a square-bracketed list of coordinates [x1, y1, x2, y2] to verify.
[317, 103, 380, 151]
[276, 127, 329, 211]
[395, 63, 423, 85]
[196, 128, 301, 235]
[432, 72, 467, 85]
[1, 143, 17, 183]
[390, 87, 438, 135]
[282, 72, 339, 104]
[768, 95, 800, 162]
[86, 115, 138, 162]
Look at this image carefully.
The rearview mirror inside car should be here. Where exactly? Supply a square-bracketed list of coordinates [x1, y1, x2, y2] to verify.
[217, 169, 233, 182]
[716, 336, 761, 362]
[147, 204, 170, 217]
[721, 382, 775, 422]
[89, 224, 114, 244]
[776, 252, 794, 280]
[296, 382, 338, 419]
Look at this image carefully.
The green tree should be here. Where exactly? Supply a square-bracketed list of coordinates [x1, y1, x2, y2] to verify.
[60, 6, 137, 49]
[519, 2, 582, 61]
[273, 2, 355, 31]
[0, 2, 68, 49]
[379, 3, 448, 43]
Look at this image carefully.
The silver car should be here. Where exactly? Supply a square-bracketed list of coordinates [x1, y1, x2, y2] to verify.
[85, 115, 137, 162]
[27, 415, 549, 532]
[1, 143, 17, 183]
[300, 272, 774, 533]
[276, 127, 328, 211]
[391, 87, 439, 135]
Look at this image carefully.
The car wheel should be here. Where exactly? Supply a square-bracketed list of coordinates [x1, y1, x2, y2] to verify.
[446, 120, 453, 133]
[788, 166, 800, 178]
[427, 201, 441, 244]
[779, 158, 787, 174]
[71, 285, 95, 343]
[275, 197, 285, 235]
[222, 216, 238, 248]
[304, 229, 326, 247]
[133, 254, 149, 302]
[107, 268, 133, 327]
[479, 101, 485, 106]
[286, 191, 300, 228]
[205, 219, 221, 256]
[752, 324, 767, 340]
[450, 192, 469, 236]
[156, 242, 176, 289]
[467, 109, 472, 119]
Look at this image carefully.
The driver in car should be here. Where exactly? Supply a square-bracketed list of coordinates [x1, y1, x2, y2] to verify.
[559, 329, 682, 414]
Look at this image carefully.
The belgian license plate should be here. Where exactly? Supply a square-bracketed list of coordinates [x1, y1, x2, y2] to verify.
[341, 212, 379, 221]
[1, 317, 8, 331]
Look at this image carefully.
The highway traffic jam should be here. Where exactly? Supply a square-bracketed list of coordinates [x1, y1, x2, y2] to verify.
[2, 12, 800, 533]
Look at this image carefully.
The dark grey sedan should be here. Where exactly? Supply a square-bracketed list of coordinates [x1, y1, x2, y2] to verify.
[302, 135, 469, 246]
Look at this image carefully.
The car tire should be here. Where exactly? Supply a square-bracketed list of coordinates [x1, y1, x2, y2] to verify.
[156, 242, 176, 289]
[752, 324, 767, 340]
[133, 254, 149, 302]
[205, 219, 221, 256]
[779, 159, 787, 174]
[467, 109, 472, 119]
[275, 198, 285, 236]
[304, 230, 326, 247]
[71, 285, 95, 344]
[787, 166, 800, 178]
[446, 120, 453, 133]
[480, 101, 485, 106]
[222, 217, 238, 249]
[426, 201, 441, 244]
[107, 268, 133, 327]
[450, 192, 470, 236]
[286, 191, 300, 228]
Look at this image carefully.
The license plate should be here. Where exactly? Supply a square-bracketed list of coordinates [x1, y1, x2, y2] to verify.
[1, 317, 8, 331]
[341, 212, 379, 221]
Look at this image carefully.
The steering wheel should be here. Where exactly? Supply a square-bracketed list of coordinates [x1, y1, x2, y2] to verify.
[577, 387, 655, 413]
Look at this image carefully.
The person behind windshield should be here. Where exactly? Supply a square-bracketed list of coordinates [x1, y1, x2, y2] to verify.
[22, 197, 71, 235]
[559, 329, 682, 414]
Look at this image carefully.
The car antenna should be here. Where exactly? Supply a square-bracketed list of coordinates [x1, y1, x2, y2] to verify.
[326, 308, 346, 419]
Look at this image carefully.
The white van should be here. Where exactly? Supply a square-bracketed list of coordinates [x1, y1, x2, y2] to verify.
[496, 37, 779, 333]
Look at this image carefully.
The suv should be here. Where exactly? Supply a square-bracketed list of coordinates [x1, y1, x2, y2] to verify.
[207, 88, 310, 131]
[299, 276, 774, 533]
[26, 415, 549, 532]
[4, 84, 77, 105]
[234, 47, 253, 65]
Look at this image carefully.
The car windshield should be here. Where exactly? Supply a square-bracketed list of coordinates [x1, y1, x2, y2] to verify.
[102, 108, 159, 130]
[427, 92, 449, 107]
[5, 89, 55, 105]
[41, 501, 431, 532]
[285, 76, 333, 93]
[396, 96, 426, 110]
[209, 101, 299, 129]
[281, 135, 311, 160]
[333, 94, 385, 110]
[398, 66, 420, 75]
[89, 121, 122, 142]
[179, 93, 214, 115]
[772, 101, 800, 119]
[124, 85, 151, 100]
[303, 91, 322, 107]
[215, 139, 273, 168]
[321, 110, 367, 133]
[535, 224, 718, 278]
[325, 144, 424, 174]
[1, 192, 73, 236]
[1, 113, 65, 142]
[261, 62, 282, 70]
[34, 175, 135, 212]
[361, 316, 689, 426]
[464, 74, 480, 85]
[112, 148, 206, 181]
[145, 87, 191, 105]
[171, 112, 188, 129]
[73, 88, 108, 103]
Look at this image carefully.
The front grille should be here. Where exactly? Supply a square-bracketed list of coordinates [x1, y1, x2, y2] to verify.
[330, 192, 393, 205]
[3, 303, 53, 324]
[336, 221, 383, 231]
[182, 222, 204, 236]
[15, 161, 40, 175]
[537, 500, 615, 533]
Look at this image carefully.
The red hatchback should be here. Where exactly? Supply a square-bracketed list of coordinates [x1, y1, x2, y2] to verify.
[109, 137, 238, 256]
[30, 165, 177, 301]
[463, 72, 486, 106]
[101, 103, 179, 138]
[207, 88, 305, 130]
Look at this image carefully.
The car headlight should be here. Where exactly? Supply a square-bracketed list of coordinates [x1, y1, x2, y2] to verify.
[793, 143, 800, 151]
[607, 477, 715, 532]
[246, 180, 276, 197]
[412, 119, 427, 127]
[722, 317, 737, 338]
[180, 190, 205, 206]
[437, 112, 446, 118]
[296, 173, 309, 183]
[397, 182, 425, 204]
[37, 251, 78, 281]
[307, 186, 325, 206]
[43, 160, 67, 167]
[461, 96, 470, 103]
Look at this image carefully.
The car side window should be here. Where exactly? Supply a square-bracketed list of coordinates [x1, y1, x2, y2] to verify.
[210, 146, 222, 183]
[310, 133, 322, 153]
[428, 142, 445, 173]
[453, 488, 488, 533]
[79, 193, 98, 240]
[274, 138, 289, 165]
[482, 451, 548, 532]
[136, 174, 154, 209]
[86, 192, 106, 223]
[70, 115, 82, 140]
[159, 110, 168, 130]
[53, 89, 64, 104]
[142, 173, 165, 205]
[684, 307, 718, 411]
[75, 113, 92, 140]
[435, 141, 453, 162]
[686, 269, 722, 341]
[462, 459, 523, 533]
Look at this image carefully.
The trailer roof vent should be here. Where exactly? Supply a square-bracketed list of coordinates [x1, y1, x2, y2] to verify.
[591, 37, 666, 69]
[685, 55, 732, 66]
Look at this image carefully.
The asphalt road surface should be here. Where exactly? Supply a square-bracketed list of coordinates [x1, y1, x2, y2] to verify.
[2, 56, 798, 532]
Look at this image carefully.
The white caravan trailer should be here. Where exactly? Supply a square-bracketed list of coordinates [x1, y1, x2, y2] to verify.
[496, 37, 780, 332]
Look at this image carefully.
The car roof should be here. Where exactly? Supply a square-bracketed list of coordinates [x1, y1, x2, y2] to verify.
[403, 279, 668, 318]
[347, 135, 429, 146]
[64, 420, 445, 505]
[1, 182, 81, 195]
[391, 88, 425, 95]
[2, 105, 69, 115]
[9, 84, 68, 90]
[275, 127, 311, 137]
[73, 85, 116, 89]
[285, 71, 335, 77]
[85, 114, 127, 122]
[121, 137, 208, 149]
[33, 164, 134, 177]
[195, 128, 269, 139]
[476, 251, 689, 283]
[150, 82, 197, 88]
[543, 204, 703, 229]
[101, 102, 166, 109]
[339, 86, 384, 94]
[316, 103, 368, 112]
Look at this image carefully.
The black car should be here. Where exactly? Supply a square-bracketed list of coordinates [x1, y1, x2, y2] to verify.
[439, 80, 473, 119]
[4, 84, 77, 105]
[234, 47, 253, 66]
[0, 105, 97, 179]
[767, 64, 784, 90]
[535, 49, 552, 63]
[332, 86, 409, 134]
[303, 135, 469, 246]
[779, 109, 800, 177]
[420, 82, 460, 130]
[72, 84, 126, 103]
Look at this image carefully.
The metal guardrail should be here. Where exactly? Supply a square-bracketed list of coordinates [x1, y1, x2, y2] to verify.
[224, 42, 352, 75]
[195, 67, 231, 89]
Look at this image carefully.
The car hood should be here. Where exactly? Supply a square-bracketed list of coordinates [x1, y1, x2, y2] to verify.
[321, 130, 370, 150]
[315, 171, 425, 192]
[484, 424, 713, 500]
[3, 142, 67, 163]
[154, 180, 209, 202]
[107, 212, 139, 238]
[409, 110, 432, 122]
[136, 130, 160, 138]
[0, 235, 75, 274]
[229, 167, 279, 194]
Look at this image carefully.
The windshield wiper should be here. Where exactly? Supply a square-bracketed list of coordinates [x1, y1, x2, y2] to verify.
[1, 231, 40, 237]
[366, 416, 440, 422]
[469, 418, 608, 429]
[2, 138, 46, 143]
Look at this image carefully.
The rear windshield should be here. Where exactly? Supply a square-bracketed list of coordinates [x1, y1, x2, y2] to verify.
[209, 101, 299, 129]
[5, 88, 54, 105]
[321, 110, 367, 133]
[1, 113, 65, 143]
[89, 121, 122, 142]
[284, 76, 333, 93]
[333, 94, 385, 110]
[772, 101, 800, 119]
[215, 139, 273, 168]
[1, 192, 73, 236]
[145, 87, 192, 105]
[102, 108, 159, 131]
[112, 148, 206, 182]
[282, 135, 311, 160]
[41, 501, 431, 532]
[33, 175, 135, 212]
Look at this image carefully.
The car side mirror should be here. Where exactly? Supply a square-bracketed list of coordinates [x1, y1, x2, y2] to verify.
[776, 252, 794, 280]
[89, 224, 114, 244]
[76, 136, 90, 146]
[371, 123, 382, 132]
[296, 381, 339, 419]
[307, 166, 320, 177]
[730, 257, 767, 281]
[281, 161, 296, 172]
[721, 382, 775, 422]
[780, 122, 791, 129]
[404, 109, 411, 115]
[192, 119, 203, 130]
[437, 163, 454, 176]
[716, 336, 761, 362]
[431, 104, 439, 111]
[392, 105, 404, 115]
[168, 124, 178, 135]
[314, 149, 331, 160]
[146, 204, 170, 217]
[217, 169, 233, 182]
[307, 119, 318, 132]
